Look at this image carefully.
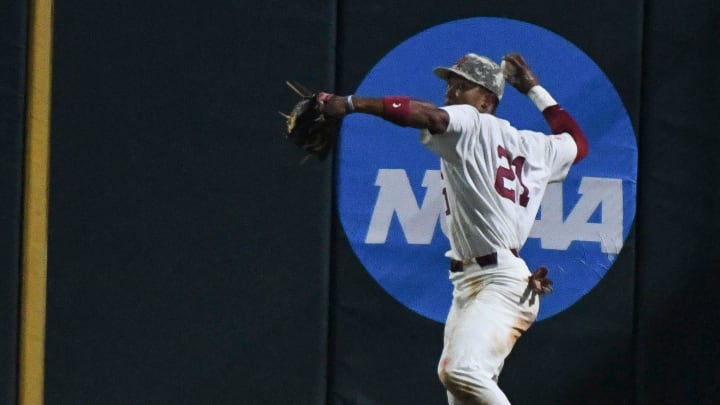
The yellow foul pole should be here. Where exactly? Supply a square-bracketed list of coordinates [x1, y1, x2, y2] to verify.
[20, 0, 53, 403]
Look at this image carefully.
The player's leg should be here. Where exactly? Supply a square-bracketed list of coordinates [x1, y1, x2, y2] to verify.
[438, 263, 538, 404]
[438, 287, 515, 404]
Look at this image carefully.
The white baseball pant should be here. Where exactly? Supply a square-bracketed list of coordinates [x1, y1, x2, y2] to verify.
[438, 249, 539, 405]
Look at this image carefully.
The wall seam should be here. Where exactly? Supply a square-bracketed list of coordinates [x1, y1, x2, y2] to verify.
[325, 1, 341, 404]
[632, 0, 649, 404]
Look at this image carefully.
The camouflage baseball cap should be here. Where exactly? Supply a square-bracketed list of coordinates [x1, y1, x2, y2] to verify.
[433, 53, 505, 100]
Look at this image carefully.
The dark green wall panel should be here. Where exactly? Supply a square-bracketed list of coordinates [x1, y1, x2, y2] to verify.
[46, 1, 335, 403]
[636, 0, 720, 404]
[0, 1, 27, 404]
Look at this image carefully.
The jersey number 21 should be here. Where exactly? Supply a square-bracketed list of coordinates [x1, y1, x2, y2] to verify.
[494, 145, 529, 207]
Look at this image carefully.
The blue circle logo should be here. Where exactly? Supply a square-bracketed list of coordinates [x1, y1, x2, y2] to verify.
[337, 17, 637, 322]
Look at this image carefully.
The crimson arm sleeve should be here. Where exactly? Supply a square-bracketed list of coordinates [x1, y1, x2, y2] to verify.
[542, 105, 589, 163]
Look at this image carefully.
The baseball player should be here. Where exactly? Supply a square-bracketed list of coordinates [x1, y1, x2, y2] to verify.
[318, 53, 588, 404]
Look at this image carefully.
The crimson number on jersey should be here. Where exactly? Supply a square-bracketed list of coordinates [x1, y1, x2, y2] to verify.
[494, 145, 529, 207]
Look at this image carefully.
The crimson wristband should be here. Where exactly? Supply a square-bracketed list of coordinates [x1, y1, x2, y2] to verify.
[382, 96, 412, 126]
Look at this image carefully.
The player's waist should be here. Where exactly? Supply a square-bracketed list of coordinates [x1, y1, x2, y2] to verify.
[449, 248, 519, 273]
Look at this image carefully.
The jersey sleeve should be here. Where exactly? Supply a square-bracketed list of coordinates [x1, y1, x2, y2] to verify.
[420, 104, 480, 162]
[542, 105, 588, 163]
[520, 130, 578, 182]
[545, 133, 578, 182]
[528, 86, 589, 163]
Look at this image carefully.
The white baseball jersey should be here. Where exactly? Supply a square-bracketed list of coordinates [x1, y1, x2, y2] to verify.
[420, 104, 577, 260]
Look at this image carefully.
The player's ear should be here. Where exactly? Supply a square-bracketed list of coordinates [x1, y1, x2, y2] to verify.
[479, 96, 496, 114]
[486, 94, 499, 114]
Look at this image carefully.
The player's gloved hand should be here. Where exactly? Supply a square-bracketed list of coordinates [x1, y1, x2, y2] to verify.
[316, 92, 351, 118]
[528, 266, 553, 296]
[280, 82, 343, 160]
[501, 53, 539, 94]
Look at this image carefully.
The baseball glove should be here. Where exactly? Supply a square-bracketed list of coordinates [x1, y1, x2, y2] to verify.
[280, 81, 342, 160]
[528, 266, 553, 296]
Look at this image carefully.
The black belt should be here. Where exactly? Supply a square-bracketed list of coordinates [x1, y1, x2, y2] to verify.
[450, 249, 519, 272]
